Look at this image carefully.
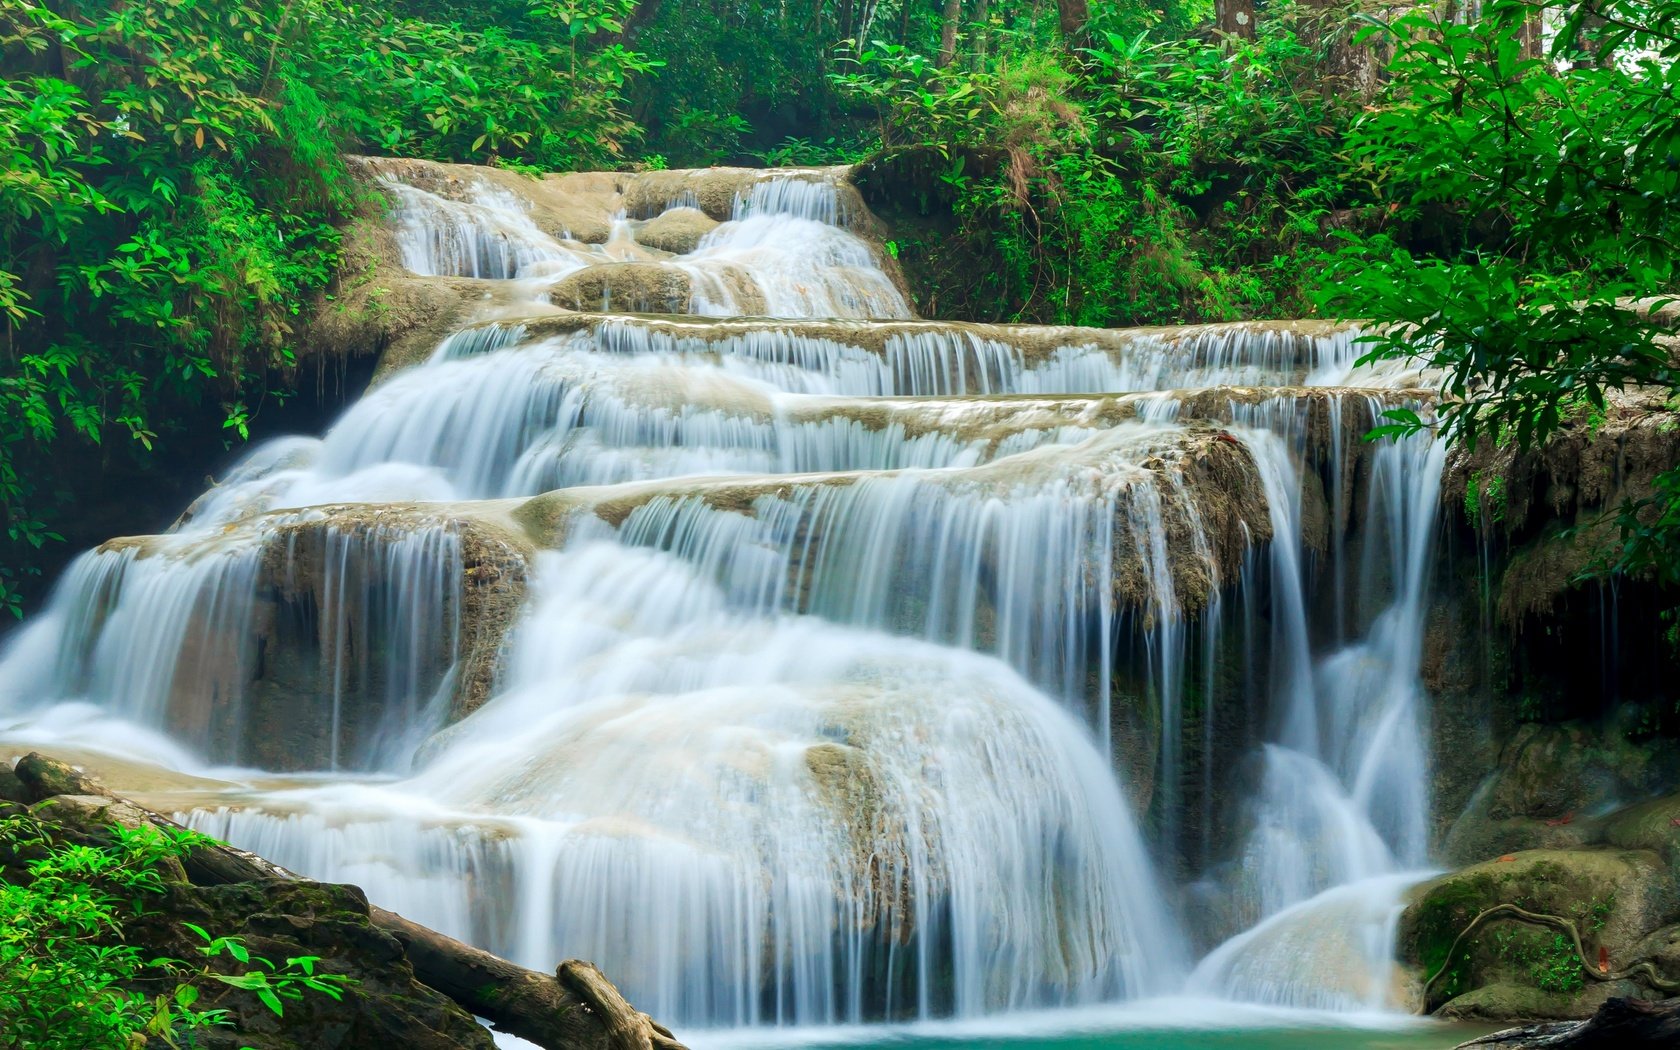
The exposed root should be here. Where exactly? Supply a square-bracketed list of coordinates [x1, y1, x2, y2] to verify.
[1426, 904, 1680, 1001]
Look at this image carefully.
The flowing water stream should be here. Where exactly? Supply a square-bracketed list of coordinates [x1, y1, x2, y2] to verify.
[0, 164, 1458, 1044]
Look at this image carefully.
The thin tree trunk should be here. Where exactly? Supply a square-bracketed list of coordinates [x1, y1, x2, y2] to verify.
[1056, 0, 1089, 48]
[938, 0, 963, 67]
[974, 0, 990, 63]
[1216, 0, 1256, 40]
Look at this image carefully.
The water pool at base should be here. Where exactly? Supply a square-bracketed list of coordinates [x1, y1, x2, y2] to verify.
[671, 1005, 1499, 1050]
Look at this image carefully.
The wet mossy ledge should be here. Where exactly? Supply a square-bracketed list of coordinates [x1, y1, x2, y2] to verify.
[1412, 379, 1680, 1022]
[0, 753, 686, 1050]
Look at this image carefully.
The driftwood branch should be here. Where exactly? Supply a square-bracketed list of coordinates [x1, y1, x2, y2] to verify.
[1425, 903, 1680, 1001]
[371, 907, 687, 1050]
[557, 959, 687, 1050]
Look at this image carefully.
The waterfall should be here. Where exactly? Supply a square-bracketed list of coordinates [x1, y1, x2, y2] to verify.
[0, 161, 1451, 1034]
[1187, 408, 1448, 1009]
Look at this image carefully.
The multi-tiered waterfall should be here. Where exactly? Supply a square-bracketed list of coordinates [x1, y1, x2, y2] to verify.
[0, 161, 1447, 1036]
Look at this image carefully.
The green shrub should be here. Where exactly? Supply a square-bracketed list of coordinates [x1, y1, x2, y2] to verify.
[0, 811, 352, 1048]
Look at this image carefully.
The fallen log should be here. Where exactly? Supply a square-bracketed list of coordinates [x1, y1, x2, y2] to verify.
[375, 905, 686, 1050]
[1456, 996, 1680, 1048]
[10, 753, 688, 1050]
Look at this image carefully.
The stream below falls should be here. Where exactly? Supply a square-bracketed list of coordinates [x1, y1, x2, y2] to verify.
[0, 162, 1467, 1045]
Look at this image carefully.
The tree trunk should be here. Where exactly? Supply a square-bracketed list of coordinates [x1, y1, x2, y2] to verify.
[1056, 0, 1089, 47]
[375, 908, 686, 1050]
[973, 0, 990, 62]
[1520, 2, 1544, 60]
[938, 0, 963, 67]
[1216, 0, 1256, 40]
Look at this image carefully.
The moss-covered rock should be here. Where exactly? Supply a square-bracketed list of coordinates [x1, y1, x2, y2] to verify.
[1442, 718, 1680, 867]
[1400, 848, 1677, 1018]
[13, 752, 104, 800]
[129, 880, 496, 1050]
[1604, 794, 1680, 872]
[1436, 981, 1632, 1022]
[0, 784, 496, 1050]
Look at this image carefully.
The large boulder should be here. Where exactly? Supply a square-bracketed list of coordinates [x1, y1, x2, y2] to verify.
[1442, 718, 1680, 867]
[635, 207, 719, 255]
[1399, 848, 1679, 1019]
[549, 262, 695, 314]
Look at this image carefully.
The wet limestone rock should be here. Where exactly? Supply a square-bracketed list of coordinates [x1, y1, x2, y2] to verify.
[549, 262, 695, 314]
[636, 207, 719, 255]
[358, 156, 616, 244]
[1400, 848, 1680, 1019]
[1441, 719, 1680, 866]
[296, 214, 487, 370]
[13, 751, 105, 799]
[1604, 794, 1680, 873]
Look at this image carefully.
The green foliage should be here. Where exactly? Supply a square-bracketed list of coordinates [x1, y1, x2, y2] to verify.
[1322, 0, 1680, 608]
[186, 923, 352, 1017]
[753, 136, 867, 167]
[1, 816, 216, 1049]
[0, 811, 355, 1046]
[315, 0, 656, 169]
[834, 6, 1359, 326]
[1586, 895, 1614, 933]
[832, 42, 999, 152]
[1492, 926, 1586, 995]
[0, 0, 657, 615]
[1465, 471, 1508, 525]
[0, 0, 346, 615]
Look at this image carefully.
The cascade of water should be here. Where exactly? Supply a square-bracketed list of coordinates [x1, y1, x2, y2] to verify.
[589, 319, 1394, 397]
[384, 179, 585, 280]
[682, 208, 908, 319]
[0, 158, 1458, 1037]
[1187, 397, 1448, 1009]
[731, 176, 850, 225]
[190, 535, 1182, 1026]
[0, 517, 466, 772]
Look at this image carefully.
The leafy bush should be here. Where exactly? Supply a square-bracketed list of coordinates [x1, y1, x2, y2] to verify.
[1322, 0, 1680, 587]
[0, 0, 658, 615]
[0, 811, 350, 1048]
[834, 6, 1361, 326]
[312, 0, 656, 170]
